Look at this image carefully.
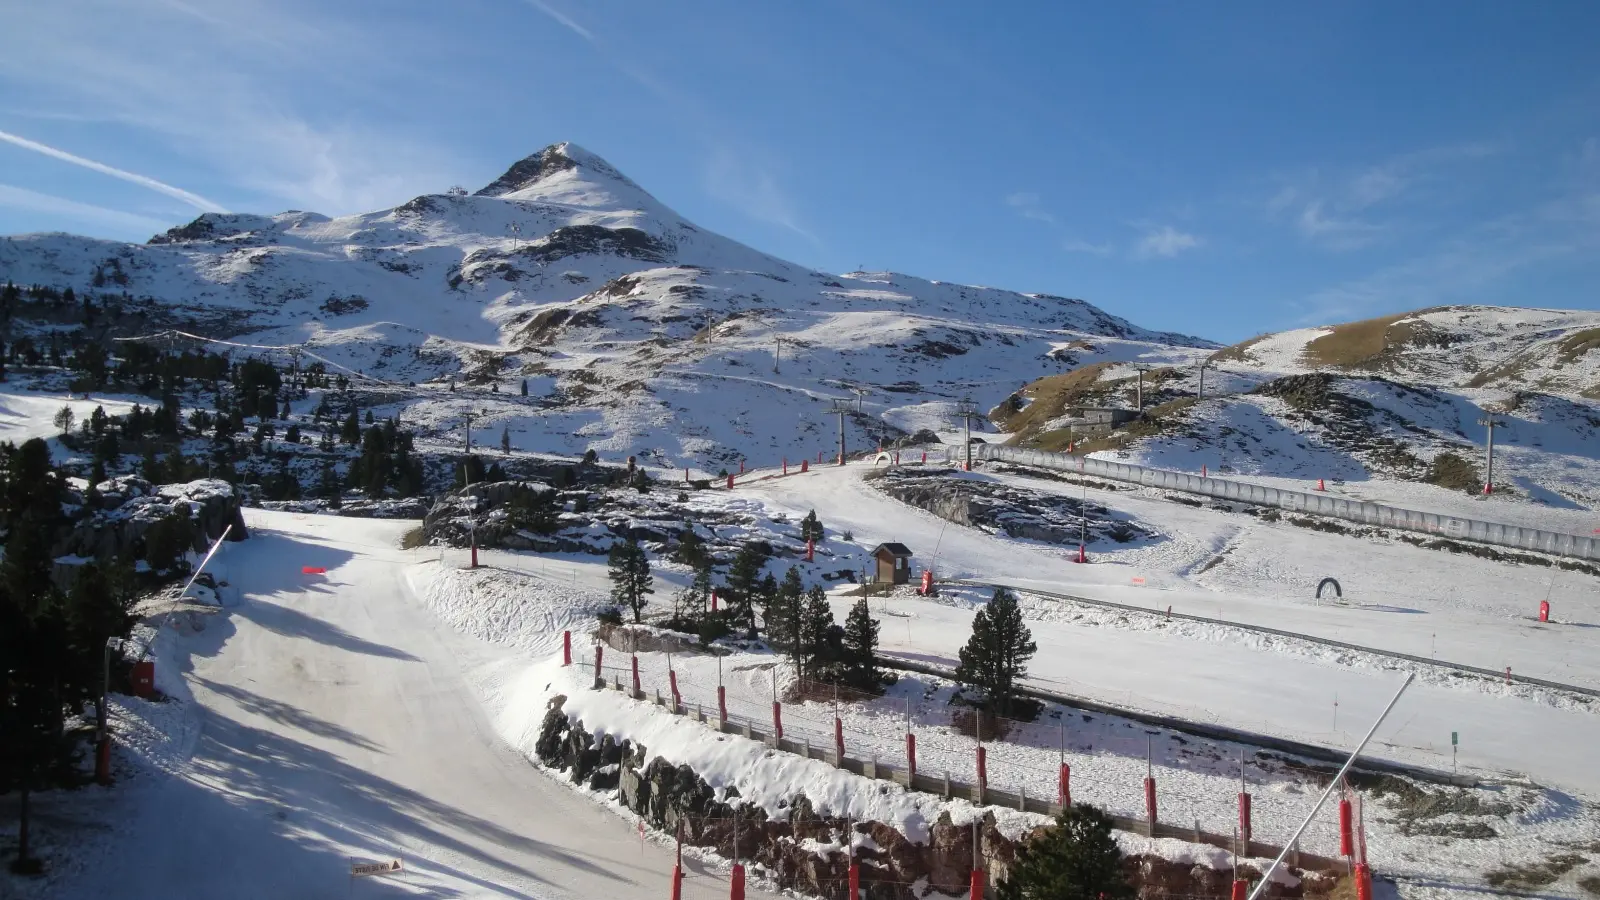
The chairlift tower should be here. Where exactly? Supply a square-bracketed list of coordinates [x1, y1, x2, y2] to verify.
[956, 397, 982, 472]
[1478, 415, 1506, 495]
[830, 398, 851, 465]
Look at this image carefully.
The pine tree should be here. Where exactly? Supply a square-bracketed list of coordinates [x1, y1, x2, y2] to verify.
[672, 524, 707, 569]
[141, 447, 163, 484]
[765, 567, 803, 653]
[797, 585, 838, 682]
[51, 406, 73, 435]
[500, 426, 511, 455]
[799, 509, 824, 542]
[996, 804, 1132, 900]
[841, 597, 888, 692]
[520, 378, 529, 397]
[955, 588, 1036, 716]
[723, 541, 769, 638]
[607, 537, 653, 623]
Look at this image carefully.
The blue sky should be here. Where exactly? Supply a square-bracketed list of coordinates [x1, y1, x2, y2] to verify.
[2, 0, 1597, 342]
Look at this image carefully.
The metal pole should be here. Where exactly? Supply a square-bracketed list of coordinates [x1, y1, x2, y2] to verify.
[1477, 415, 1500, 494]
[1245, 673, 1415, 900]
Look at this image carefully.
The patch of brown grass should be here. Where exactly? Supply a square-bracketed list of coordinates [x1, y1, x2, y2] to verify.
[1302, 311, 1416, 367]
[994, 362, 1115, 436]
[1557, 328, 1600, 366]
[1425, 451, 1482, 493]
[1484, 853, 1588, 890]
[1209, 333, 1271, 365]
[1039, 397, 1200, 455]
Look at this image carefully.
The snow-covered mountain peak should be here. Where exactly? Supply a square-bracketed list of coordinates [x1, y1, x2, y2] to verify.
[474, 142, 660, 213]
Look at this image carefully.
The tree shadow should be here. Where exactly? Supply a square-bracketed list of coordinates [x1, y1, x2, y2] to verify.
[232, 601, 420, 662]
[194, 677, 386, 753]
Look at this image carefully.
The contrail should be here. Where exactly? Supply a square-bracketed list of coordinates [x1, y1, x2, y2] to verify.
[0, 128, 228, 213]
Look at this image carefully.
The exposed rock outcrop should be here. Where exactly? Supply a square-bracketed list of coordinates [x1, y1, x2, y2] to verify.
[534, 698, 1334, 900]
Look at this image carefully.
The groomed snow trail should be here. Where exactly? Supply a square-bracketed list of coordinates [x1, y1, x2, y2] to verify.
[62, 510, 781, 900]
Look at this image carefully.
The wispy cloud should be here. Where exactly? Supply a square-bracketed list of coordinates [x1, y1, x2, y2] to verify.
[518, 0, 815, 244]
[704, 147, 818, 244]
[0, 128, 226, 212]
[1062, 237, 1113, 256]
[0, 183, 170, 233]
[1266, 141, 1502, 251]
[0, 2, 463, 216]
[1005, 191, 1057, 225]
[1293, 187, 1600, 325]
[523, 0, 596, 43]
[1133, 225, 1202, 259]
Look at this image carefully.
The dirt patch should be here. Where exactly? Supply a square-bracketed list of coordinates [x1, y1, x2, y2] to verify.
[1579, 874, 1600, 897]
[1484, 852, 1588, 890]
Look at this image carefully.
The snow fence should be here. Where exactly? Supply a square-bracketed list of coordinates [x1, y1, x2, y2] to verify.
[947, 444, 1600, 563]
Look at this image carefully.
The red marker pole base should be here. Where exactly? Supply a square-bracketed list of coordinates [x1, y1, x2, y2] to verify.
[95, 736, 111, 785]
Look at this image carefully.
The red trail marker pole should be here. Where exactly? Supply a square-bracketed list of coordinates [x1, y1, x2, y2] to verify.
[1539, 600, 1550, 623]
[1339, 796, 1354, 856]
[562, 630, 572, 666]
[671, 823, 684, 900]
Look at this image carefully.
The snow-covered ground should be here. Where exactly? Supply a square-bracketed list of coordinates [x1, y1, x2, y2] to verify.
[22, 464, 1600, 898]
[23, 510, 788, 900]
[0, 384, 139, 444]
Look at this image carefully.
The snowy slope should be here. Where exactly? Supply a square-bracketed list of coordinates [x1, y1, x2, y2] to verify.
[997, 305, 1600, 513]
[0, 142, 1207, 470]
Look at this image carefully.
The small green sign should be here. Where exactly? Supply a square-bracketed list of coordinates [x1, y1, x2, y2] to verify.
[1452, 731, 1459, 746]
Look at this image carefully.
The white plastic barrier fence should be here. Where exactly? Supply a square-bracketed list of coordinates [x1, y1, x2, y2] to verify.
[943, 444, 1600, 563]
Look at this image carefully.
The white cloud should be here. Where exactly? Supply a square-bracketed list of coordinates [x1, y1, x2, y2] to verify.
[1133, 225, 1202, 259]
[0, 128, 225, 212]
[1061, 237, 1113, 256]
[0, 183, 171, 233]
